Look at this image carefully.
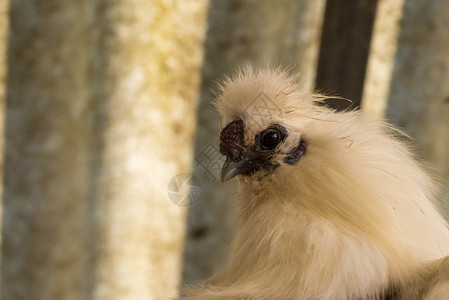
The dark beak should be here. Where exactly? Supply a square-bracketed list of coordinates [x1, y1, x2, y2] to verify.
[221, 158, 242, 183]
[221, 153, 265, 183]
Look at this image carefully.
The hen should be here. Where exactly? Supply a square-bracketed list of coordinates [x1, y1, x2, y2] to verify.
[184, 67, 449, 300]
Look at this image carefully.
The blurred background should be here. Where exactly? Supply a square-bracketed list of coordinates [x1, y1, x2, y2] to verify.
[0, 0, 448, 299]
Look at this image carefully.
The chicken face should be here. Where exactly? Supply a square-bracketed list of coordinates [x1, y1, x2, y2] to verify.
[219, 118, 306, 182]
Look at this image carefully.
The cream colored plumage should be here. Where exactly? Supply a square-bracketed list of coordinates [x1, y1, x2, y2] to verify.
[184, 66, 449, 300]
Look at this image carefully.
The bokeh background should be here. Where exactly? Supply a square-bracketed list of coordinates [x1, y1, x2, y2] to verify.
[0, 0, 448, 299]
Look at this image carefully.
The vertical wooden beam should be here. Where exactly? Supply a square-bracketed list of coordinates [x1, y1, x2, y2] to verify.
[1, 1, 96, 298]
[315, 0, 378, 110]
[90, 1, 208, 298]
[0, 0, 10, 280]
[381, 1, 449, 213]
[362, 0, 406, 119]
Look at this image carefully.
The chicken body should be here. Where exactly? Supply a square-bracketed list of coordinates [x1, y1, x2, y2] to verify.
[184, 67, 449, 300]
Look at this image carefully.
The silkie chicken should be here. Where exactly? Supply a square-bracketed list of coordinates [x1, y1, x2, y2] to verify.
[184, 67, 449, 300]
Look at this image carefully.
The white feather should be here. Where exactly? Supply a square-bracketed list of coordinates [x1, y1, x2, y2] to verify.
[183, 66, 449, 300]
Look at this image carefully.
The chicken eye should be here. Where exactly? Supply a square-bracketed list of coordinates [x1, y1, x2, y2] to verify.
[257, 125, 287, 150]
[261, 130, 280, 149]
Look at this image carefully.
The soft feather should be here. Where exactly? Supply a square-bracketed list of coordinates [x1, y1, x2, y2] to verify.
[183, 66, 449, 300]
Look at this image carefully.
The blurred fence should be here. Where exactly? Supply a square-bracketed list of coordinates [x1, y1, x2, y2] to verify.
[0, 0, 448, 299]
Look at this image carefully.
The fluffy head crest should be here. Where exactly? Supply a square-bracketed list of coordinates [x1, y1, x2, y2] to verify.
[213, 66, 322, 135]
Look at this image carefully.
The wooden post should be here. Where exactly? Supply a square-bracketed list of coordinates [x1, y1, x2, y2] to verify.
[1, 1, 97, 298]
[385, 1, 449, 212]
[316, 0, 378, 110]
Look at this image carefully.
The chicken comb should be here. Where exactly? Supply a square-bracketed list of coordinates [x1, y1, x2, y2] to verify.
[219, 119, 245, 161]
